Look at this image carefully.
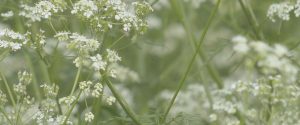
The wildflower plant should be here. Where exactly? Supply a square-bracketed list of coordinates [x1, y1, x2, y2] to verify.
[0, 0, 300, 125]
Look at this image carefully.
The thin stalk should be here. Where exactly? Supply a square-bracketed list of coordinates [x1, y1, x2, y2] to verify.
[161, 0, 222, 123]
[0, 49, 9, 61]
[266, 80, 274, 124]
[170, 0, 223, 89]
[62, 91, 82, 125]
[0, 72, 16, 106]
[48, 19, 58, 33]
[104, 78, 143, 125]
[70, 66, 82, 96]
[15, 97, 24, 125]
[237, 1, 268, 124]
[92, 88, 104, 125]
[238, 0, 265, 40]
[108, 34, 126, 48]
[23, 51, 42, 101]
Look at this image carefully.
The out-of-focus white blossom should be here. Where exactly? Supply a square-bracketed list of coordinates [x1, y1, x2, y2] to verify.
[1, 11, 14, 18]
[106, 49, 121, 63]
[294, 0, 300, 17]
[40, 84, 58, 97]
[84, 112, 94, 122]
[59, 96, 76, 106]
[231, 35, 249, 54]
[106, 96, 116, 105]
[0, 90, 7, 104]
[13, 71, 32, 95]
[54, 31, 70, 41]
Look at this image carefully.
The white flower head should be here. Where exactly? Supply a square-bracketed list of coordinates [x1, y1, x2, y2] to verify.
[267, 2, 294, 22]
[92, 83, 103, 98]
[84, 112, 94, 122]
[0, 90, 7, 104]
[1, 11, 14, 18]
[59, 96, 76, 105]
[106, 49, 121, 63]
[54, 31, 70, 41]
[71, 0, 98, 18]
[231, 35, 249, 54]
[90, 54, 107, 71]
[106, 96, 116, 105]
[19, 1, 63, 22]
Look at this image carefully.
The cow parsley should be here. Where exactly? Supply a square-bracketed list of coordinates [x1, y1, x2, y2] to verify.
[19, 1, 63, 22]
[267, 2, 294, 22]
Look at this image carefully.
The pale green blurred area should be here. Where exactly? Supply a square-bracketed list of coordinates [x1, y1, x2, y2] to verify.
[0, 0, 300, 124]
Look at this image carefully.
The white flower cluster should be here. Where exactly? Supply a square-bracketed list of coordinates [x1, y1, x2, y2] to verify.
[54, 31, 70, 41]
[59, 96, 76, 106]
[71, 0, 153, 33]
[231, 35, 298, 82]
[156, 84, 208, 115]
[84, 112, 94, 122]
[33, 114, 73, 125]
[108, 64, 140, 82]
[63, 32, 101, 55]
[106, 49, 121, 63]
[54, 32, 123, 78]
[106, 96, 116, 105]
[1, 10, 14, 18]
[19, 1, 63, 22]
[230, 76, 300, 124]
[40, 84, 59, 98]
[267, 0, 300, 22]
[0, 28, 28, 51]
[13, 71, 32, 95]
[79, 81, 103, 97]
[79, 81, 115, 106]
[232, 76, 300, 106]
[213, 99, 237, 114]
[71, 0, 98, 18]
[231, 35, 249, 54]
[0, 90, 7, 104]
[90, 54, 107, 71]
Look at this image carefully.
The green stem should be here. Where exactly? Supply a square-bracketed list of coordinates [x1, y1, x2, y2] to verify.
[161, 0, 222, 123]
[0, 72, 16, 107]
[104, 78, 143, 125]
[70, 66, 82, 96]
[0, 49, 10, 61]
[170, 0, 223, 89]
[108, 34, 126, 48]
[238, 0, 265, 40]
[266, 80, 274, 124]
[15, 97, 24, 125]
[23, 51, 42, 101]
[63, 91, 82, 125]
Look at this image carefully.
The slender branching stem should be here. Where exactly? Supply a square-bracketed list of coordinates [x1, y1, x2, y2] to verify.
[238, 0, 265, 40]
[161, 0, 222, 123]
[0, 72, 16, 107]
[70, 66, 82, 96]
[63, 91, 82, 125]
[170, 0, 223, 89]
[104, 77, 143, 125]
